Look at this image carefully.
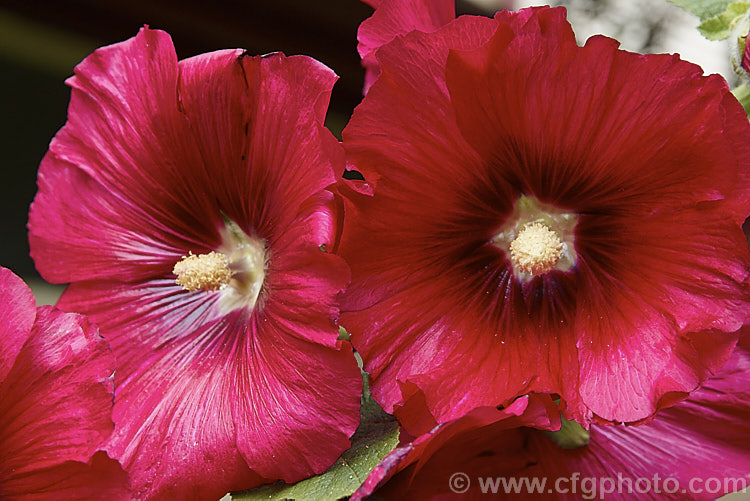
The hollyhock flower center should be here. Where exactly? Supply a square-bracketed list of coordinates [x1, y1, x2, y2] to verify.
[509, 222, 563, 275]
[491, 195, 578, 282]
[173, 252, 231, 292]
[173, 219, 267, 313]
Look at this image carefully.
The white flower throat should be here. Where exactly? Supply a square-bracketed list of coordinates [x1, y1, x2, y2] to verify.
[492, 195, 578, 282]
[173, 219, 267, 313]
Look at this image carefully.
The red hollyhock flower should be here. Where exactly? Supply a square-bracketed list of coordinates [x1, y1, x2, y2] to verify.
[339, 6, 750, 428]
[28, 28, 362, 499]
[353, 336, 750, 500]
[0, 266, 130, 499]
[358, 0, 455, 93]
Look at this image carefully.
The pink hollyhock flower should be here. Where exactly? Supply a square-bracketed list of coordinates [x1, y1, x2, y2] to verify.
[0, 266, 130, 499]
[28, 28, 362, 499]
[353, 336, 750, 500]
[339, 6, 750, 429]
[358, 0, 455, 93]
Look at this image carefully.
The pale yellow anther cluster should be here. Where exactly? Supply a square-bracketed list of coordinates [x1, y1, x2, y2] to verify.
[173, 251, 232, 292]
[509, 222, 563, 276]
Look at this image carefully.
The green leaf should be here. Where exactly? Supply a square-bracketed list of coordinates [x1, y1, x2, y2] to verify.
[667, 0, 734, 20]
[732, 83, 750, 115]
[232, 372, 400, 501]
[541, 415, 591, 450]
[337, 325, 350, 341]
[697, 1, 750, 40]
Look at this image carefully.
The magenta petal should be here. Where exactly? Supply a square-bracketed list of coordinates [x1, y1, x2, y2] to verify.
[353, 394, 560, 500]
[266, 192, 352, 348]
[0, 307, 115, 473]
[358, 0, 455, 93]
[0, 298, 128, 499]
[28, 28, 195, 284]
[354, 339, 750, 500]
[521, 339, 750, 500]
[0, 267, 36, 382]
[175, 50, 342, 240]
[59, 280, 360, 499]
[345, 14, 496, 189]
[231, 323, 361, 481]
[2, 451, 130, 500]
